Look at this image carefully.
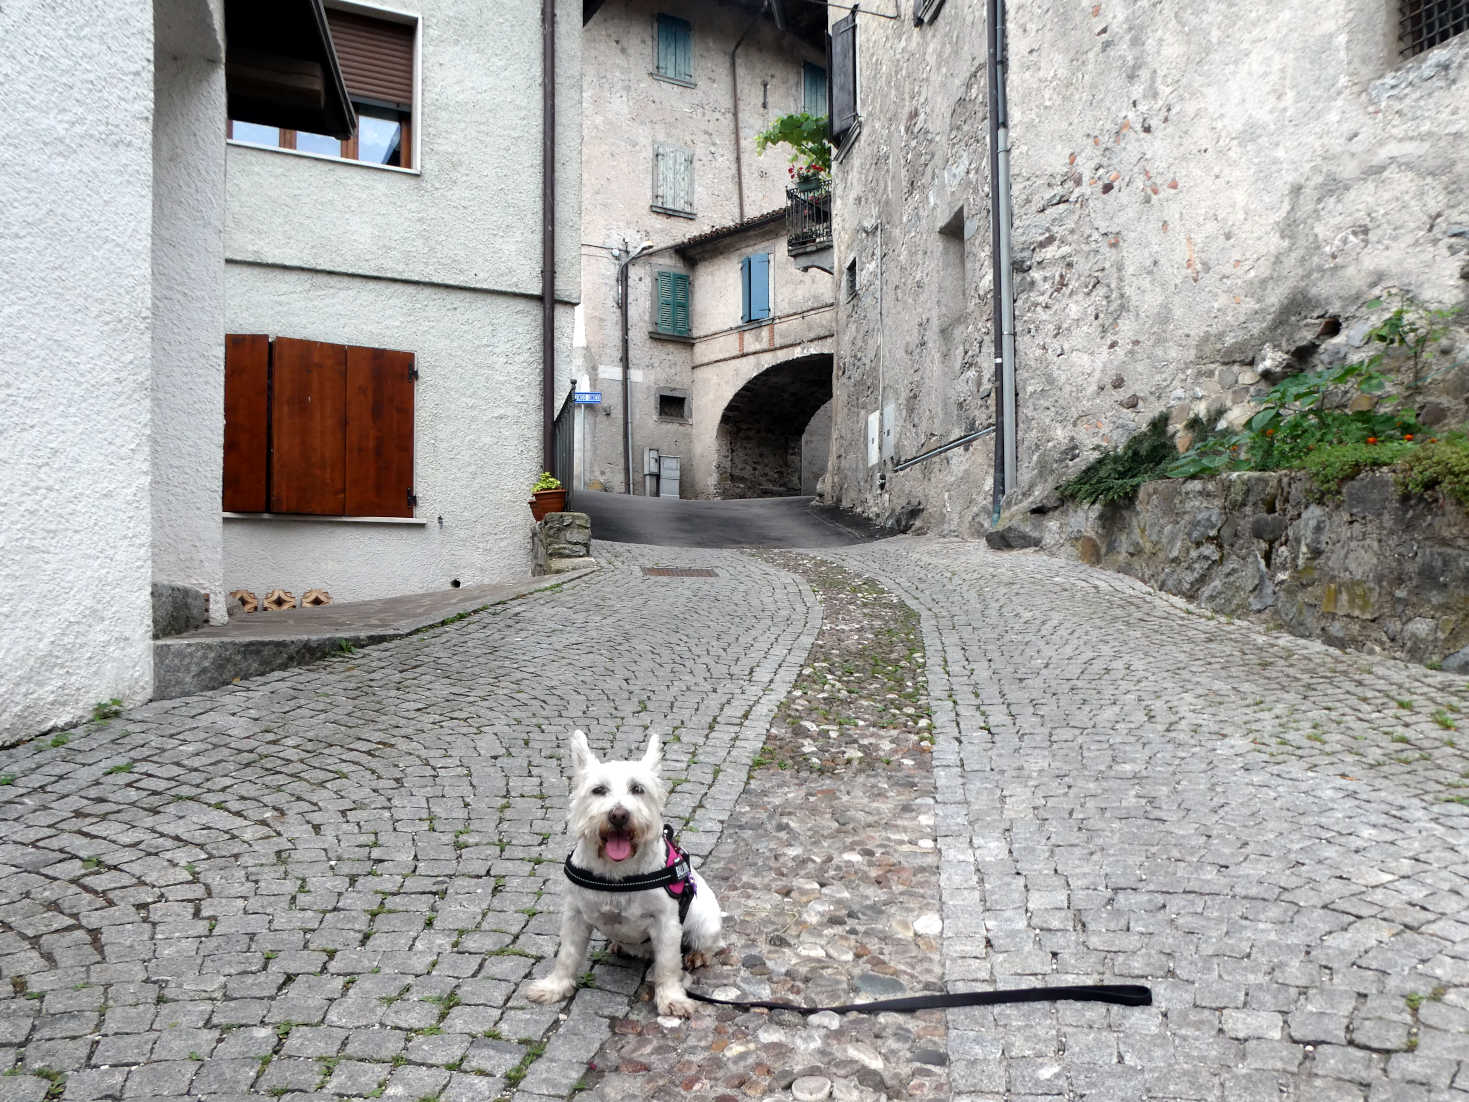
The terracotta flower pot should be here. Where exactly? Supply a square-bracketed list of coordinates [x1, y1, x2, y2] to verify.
[529, 488, 567, 520]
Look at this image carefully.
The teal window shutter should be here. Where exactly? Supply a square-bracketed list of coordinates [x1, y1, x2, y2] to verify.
[656, 14, 692, 82]
[656, 271, 690, 335]
[803, 63, 827, 118]
[751, 253, 770, 320]
[741, 254, 771, 322]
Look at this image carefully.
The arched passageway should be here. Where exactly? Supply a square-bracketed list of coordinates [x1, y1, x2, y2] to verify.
[714, 354, 832, 498]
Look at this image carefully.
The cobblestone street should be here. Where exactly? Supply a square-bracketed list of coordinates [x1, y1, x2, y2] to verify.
[2, 539, 1468, 1101]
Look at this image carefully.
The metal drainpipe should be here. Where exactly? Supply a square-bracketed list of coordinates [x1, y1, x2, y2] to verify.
[620, 262, 633, 494]
[987, 0, 1016, 523]
[541, 0, 557, 472]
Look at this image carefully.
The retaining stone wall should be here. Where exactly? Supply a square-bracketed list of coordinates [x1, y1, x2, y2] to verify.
[1030, 471, 1469, 670]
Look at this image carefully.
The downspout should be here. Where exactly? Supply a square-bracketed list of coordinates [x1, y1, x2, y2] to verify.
[731, 12, 763, 222]
[541, 0, 558, 471]
[620, 263, 632, 493]
[987, 0, 1016, 523]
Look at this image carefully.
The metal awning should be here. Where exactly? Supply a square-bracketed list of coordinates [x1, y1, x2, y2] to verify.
[225, 0, 356, 139]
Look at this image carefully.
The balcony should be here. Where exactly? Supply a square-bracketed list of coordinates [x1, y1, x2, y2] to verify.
[785, 183, 832, 273]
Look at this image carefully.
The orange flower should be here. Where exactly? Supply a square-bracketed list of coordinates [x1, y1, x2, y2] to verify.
[1366, 437, 1377, 444]
[1403, 433, 1414, 441]
[1265, 428, 1275, 436]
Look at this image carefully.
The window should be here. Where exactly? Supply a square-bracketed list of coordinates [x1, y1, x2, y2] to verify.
[844, 257, 858, 300]
[827, 12, 858, 145]
[228, 8, 416, 169]
[740, 253, 772, 323]
[1399, 0, 1468, 57]
[657, 391, 690, 420]
[654, 271, 692, 336]
[653, 143, 695, 216]
[223, 334, 416, 517]
[802, 62, 827, 118]
[913, 0, 948, 25]
[654, 13, 693, 84]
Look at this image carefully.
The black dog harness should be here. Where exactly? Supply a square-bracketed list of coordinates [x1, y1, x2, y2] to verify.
[563, 824, 698, 924]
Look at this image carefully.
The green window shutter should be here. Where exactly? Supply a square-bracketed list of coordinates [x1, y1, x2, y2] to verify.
[656, 14, 692, 82]
[656, 271, 690, 335]
[803, 63, 827, 118]
[671, 272, 690, 335]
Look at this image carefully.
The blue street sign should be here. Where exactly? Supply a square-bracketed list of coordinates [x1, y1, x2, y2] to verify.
[573, 391, 602, 404]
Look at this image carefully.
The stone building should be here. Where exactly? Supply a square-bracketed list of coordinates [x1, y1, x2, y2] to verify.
[576, 0, 835, 498]
[825, 0, 1469, 535]
[1, 0, 580, 739]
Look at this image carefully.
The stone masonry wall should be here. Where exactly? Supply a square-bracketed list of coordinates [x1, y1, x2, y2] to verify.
[1030, 471, 1469, 670]
[826, 0, 1469, 537]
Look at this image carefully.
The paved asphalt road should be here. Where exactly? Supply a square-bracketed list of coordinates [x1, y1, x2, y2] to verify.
[572, 489, 881, 547]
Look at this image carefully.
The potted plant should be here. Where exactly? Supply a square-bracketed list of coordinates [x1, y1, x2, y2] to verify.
[755, 112, 832, 192]
[529, 472, 567, 520]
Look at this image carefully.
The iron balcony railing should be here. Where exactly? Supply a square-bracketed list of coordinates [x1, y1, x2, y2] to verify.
[785, 183, 831, 251]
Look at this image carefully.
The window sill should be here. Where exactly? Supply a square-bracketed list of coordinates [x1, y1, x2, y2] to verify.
[224, 512, 428, 526]
[226, 139, 422, 177]
[650, 204, 696, 219]
[655, 415, 693, 425]
[650, 72, 696, 88]
[648, 330, 694, 343]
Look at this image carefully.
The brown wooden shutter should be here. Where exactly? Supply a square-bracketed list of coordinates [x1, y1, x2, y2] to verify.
[270, 337, 347, 515]
[223, 333, 271, 512]
[345, 346, 416, 517]
[327, 10, 415, 106]
[829, 13, 857, 143]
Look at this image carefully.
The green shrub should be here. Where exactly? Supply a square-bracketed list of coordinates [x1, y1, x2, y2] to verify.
[1301, 439, 1415, 495]
[1397, 434, 1469, 507]
[1057, 414, 1175, 505]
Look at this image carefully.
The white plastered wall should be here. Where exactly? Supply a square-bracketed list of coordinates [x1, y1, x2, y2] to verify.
[222, 0, 581, 604]
[153, 0, 228, 623]
[0, 2, 157, 738]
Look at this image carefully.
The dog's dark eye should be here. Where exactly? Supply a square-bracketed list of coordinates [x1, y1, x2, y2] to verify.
[629, 782, 644, 795]
[591, 784, 608, 796]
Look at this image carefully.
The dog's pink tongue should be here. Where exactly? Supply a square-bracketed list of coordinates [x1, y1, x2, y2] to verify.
[604, 834, 633, 862]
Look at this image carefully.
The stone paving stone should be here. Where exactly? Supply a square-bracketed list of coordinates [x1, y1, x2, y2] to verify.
[3, 539, 1468, 1100]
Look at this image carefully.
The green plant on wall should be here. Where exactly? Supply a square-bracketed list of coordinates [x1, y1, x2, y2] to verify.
[755, 112, 833, 182]
[1057, 413, 1176, 505]
[1167, 299, 1457, 480]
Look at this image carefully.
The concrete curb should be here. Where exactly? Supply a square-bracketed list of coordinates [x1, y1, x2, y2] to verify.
[151, 567, 597, 700]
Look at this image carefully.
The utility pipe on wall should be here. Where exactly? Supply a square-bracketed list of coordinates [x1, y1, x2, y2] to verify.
[986, 0, 1017, 521]
[541, 0, 558, 472]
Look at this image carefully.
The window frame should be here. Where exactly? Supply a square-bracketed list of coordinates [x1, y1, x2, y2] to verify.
[653, 12, 695, 86]
[1398, 0, 1468, 58]
[227, 2, 421, 173]
[655, 389, 692, 422]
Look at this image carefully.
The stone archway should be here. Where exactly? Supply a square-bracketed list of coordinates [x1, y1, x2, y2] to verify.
[713, 354, 833, 498]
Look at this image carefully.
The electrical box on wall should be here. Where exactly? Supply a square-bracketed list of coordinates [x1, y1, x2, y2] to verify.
[867, 410, 880, 467]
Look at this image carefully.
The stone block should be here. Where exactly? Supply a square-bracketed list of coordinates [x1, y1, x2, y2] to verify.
[1343, 473, 1393, 516]
[1251, 514, 1287, 544]
[984, 525, 1040, 550]
[151, 582, 209, 639]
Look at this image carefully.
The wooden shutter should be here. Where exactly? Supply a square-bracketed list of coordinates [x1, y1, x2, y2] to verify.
[345, 346, 415, 517]
[653, 144, 693, 213]
[327, 10, 415, 107]
[270, 338, 347, 515]
[740, 256, 752, 323]
[803, 62, 827, 117]
[829, 13, 857, 143]
[670, 272, 690, 335]
[223, 334, 270, 512]
[656, 271, 676, 332]
[751, 253, 771, 320]
[656, 14, 692, 81]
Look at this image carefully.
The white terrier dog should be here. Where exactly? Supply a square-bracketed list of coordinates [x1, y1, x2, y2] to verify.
[527, 729, 722, 1018]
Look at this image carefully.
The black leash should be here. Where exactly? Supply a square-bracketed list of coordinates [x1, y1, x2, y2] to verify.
[686, 983, 1152, 1015]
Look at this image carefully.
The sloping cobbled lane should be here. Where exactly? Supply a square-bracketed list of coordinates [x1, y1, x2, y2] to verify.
[837, 538, 1469, 1102]
[2, 536, 1469, 1101]
[0, 544, 818, 1102]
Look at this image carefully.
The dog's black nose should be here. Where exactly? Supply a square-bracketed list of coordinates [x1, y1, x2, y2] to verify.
[608, 807, 629, 829]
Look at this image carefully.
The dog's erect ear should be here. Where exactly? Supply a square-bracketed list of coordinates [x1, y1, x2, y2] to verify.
[641, 731, 662, 773]
[569, 729, 597, 777]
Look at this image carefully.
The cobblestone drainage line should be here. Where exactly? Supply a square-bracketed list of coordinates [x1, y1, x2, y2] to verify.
[578, 551, 950, 1100]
